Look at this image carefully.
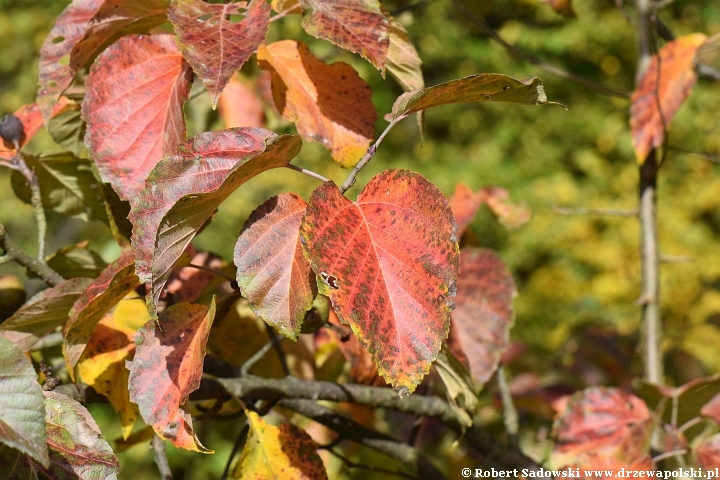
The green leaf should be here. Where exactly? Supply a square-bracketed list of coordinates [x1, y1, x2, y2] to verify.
[387, 73, 563, 122]
[48, 103, 86, 157]
[0, 337, 49, 468]
[44, 243, 108, 279]
[11, 152, 107, 222]
[100, 182, 133, 245]
[0, 444, 37, 479]
[434, 343, 478, 429]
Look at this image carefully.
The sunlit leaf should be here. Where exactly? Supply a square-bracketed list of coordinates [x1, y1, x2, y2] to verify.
[41, 391, 120, 479]
[434, 343, 478, 428]
[233, 410, 327, 480]
[387, 73, 560, 122]
[0, 337, 49, 467]
[48, 102, 86, 157]
[217, 75, 265, 129]
[696, 434, 720, 470]
[64, 250, 140, 372]
[300, 170, 459, 392]
[234, 193, 314, 340]
[448, 248, 516, 386]
[127, 299, 216, 452]
[299, 0, 389, 73]
[0, 277, 93, 351]
[630, 33, 707, 163]
[258, 40, 376, 168]
[82, 34, 193, 202]
[11, 152, 107, 222]
[77, 293, 149, 439]
[272, 0, 301, 13]
[128, 128, 301, 317]
[383, 7, 423, 92]
[169, 0, 270, 107]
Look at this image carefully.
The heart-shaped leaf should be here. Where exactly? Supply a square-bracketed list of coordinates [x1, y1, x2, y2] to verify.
[258, 40, 376, 168]
[128, 128, 301, 317]
[127, 299, 216, 452]
[83, 34, 193, 202]
[299, 0, 389, 73]
[234, 193, 314, 340]
[0, 337, 49, 468]
[169, 0, 270, 107]
[300, 169, 459, 393]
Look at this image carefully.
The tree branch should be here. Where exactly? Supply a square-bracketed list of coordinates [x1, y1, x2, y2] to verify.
[4, 154, 48, 261]
[285, 164, 331, 184]
[340, 120, 398, 194]
[0, 223, 64, 286]
[552, 206, 638, 217]
[152, 434, 173, 480]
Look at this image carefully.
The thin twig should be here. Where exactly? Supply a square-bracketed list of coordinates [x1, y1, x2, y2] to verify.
[240, 333, 286, 376]
[667, 146, 720, 163]
[329, 448, 423, 480]
[659, 254, 692, 263]
[13, 154, 47, 261]
[452, 0, 631, 99]
[497, 367, 519, 448]
[152, 434, 173, 480]
[220, 421, 249, 480]
[266, 324, 289, 376]
[652, 449, 687, 464]
[183, 263, 236, 282]
[340, 120, 398, 193]
[552, 206, 638, 217]
[0, 223, 64, 286]
[285, 164, 331, 183]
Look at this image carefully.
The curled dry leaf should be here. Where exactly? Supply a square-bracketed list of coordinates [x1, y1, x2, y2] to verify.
[258, 40, 376, 168]
[127, 300, 216, 452]
[234, 193, 314, 341]
[169, 0, 270, 107]
[83, 34, 193, 202]
[630, 33, 707, 163]
[300, 170, 459, 393]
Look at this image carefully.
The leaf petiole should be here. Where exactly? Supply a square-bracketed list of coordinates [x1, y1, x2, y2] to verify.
[340, 118, 400, 194]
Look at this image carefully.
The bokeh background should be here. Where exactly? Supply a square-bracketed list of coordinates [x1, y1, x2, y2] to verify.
[2, 0, 720, 477]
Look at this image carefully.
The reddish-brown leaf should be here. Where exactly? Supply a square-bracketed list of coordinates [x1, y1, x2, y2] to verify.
[169, 0, 270, 107]
[552, 387, 653, 465]
[82, 34, 193, 202]
[696, 434, 720, 470]
[167, 251, 226, 304]
[234, 193, 314, 340]
[300, 170, 459, 393]
[449, 183, 483, 239]
[702, 392, 720, 426]
[217, 75, 265, 128]
[127, 300, 216, 452]
[37, 0, 103, 123]
[299, 0, 390, 72]
[128, 128, 301, 317]
[449, 183, 531, 238]
[328, 307, 384, 386]
[0, 100, 69, 158]
[258, 40, 376, 167]
[64, 250, 140, 372]
[448, 248, 516, 386]
[630, 34, 707, 163]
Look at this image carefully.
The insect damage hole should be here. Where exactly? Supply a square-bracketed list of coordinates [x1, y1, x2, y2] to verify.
[320, 272, 339, 289]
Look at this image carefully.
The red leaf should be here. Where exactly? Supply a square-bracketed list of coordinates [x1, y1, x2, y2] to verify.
[0, 100, 70, 158]
[327, 306, 384, 386]
[258, 40, 376, 168]
[217, 75, 266, 129]
[234, 193, 314, 340]
[37, 0, 103, 123]
[167, 251, 226, 304]
[127, 300, 216, 452]
[702, 392, 720, 426]
[64, 250, 140, 372]
[630, 34, 707, 163]
[82, 34, 193, 202]
[300, 170, 459, 393]
[448, 248, 516, 386]
[448, 183, 483, 239]
[696, 434, 720, 470]
[128, 128, 301, 317]
[169, 0, 270, 107]
[449, 183, 531, 237]
[299, 0, 390, 72]
[552, 387, 653, 464]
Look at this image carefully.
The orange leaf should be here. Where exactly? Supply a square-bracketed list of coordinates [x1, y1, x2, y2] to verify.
[166, 251, 226, 304]
[0, 100, 70, 158]
[234, 193, 314, 340]
[258, 40, 376, 168]
[449, 183, 531, 238]
[300, 170, 459, 393]
[630, 33, 707, 163]
[329, 307, 384, 386]
[217, 75, 265, 129]
[127, 299, 216, 452]
[82, 34, 193, 202]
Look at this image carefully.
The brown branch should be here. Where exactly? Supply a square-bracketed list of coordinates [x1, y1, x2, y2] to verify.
[0, 223, 64, 286]
[340, 120, 398, 194]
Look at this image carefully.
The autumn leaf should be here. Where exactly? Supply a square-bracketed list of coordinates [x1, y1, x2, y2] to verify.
[635, 375, 720, 427]
[332, 307, 385, 386]
[258, 40, 376, 167]
[0, 277, 93, 351]
[233, 410, 327, 479]
[0, 100, 69, 158]
[447, 248, 516, 386]
[300, 170, 459, 393]
[41, 391, 120, 479]
[127, 299, 216, 452]
[272, 0, 301, 13]
[82, 34, 193, 202]
[167, 251, 226, 304]
[64, 250, 140, 372]
[383, 7, 423, 93]
[77, 293, 150, 439]
[169, 0, 270, 107]
[388, 73, 561, 122]
[128, 128, 301, 317]
[630, 33, 707, 163]
[696, 434, 720, 470]
[434, 343, 478, 428]
[48, 102, 86, 157]
[234, 194, 314, 341]
[218, 75, 266, 129]
[299, 0, 389, 73]
[449, 183, 531, 237]
[0, 337, 49, 468]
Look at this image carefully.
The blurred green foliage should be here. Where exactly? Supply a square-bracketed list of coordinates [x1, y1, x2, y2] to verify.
[3, 0, 720, 477]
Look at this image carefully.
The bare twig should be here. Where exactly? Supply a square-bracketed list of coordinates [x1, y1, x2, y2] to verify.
[452, 0, 631, 99]
[12, 154, 47, 261]
[0, 223, 64, 286]
[340, 120, 398, 193]
[266, 324, 289, 376]
[667, 146, 720, 163]
[497, 367, 519, 448]
[552, 207, 638, 217]
[659, 254, 692, 263]
[652, 449, 687, 464]
[329, 448, 423, 480]
[183, 263, 236, 283]
[285, 164, 331, 184]
[152, 434, 173, 480]
[240, 332, 286, 376]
